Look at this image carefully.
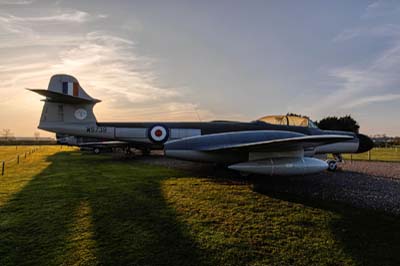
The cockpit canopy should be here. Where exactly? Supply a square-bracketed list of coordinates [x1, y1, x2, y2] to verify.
[257, 115, 318, 128]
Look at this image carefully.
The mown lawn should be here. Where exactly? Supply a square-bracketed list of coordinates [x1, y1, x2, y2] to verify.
[342, 147, 400, 162]
[0, 147, 399, 265]
[0, 145, 43, 163]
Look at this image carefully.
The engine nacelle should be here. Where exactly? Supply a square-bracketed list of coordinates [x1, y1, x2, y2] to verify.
[228, 157, 328, 176]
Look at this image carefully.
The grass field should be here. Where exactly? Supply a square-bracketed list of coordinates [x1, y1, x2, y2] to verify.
[343, 147, 400, 162]
[0, 147, 399, 265]
[0, 146, 41, 164]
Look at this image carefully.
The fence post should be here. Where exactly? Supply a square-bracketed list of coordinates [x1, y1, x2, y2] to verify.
[17, 155, 19, 164]
[1, 161, 4, 176]
[368, 151, 371, 161]
[350, 154, 353, 164]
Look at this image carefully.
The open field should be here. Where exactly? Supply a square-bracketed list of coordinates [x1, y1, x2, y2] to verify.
[342, 147, 400, 162]
[0, 146, 41, 164]
[0, 147, 400, 265]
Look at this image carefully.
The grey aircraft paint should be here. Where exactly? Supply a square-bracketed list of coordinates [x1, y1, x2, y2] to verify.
[30, 74, 373, 176]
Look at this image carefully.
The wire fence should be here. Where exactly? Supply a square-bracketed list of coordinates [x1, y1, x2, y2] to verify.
[1, 146, 41, 176]
[347, 147, 400, 163]
[0, 146, 73, 176]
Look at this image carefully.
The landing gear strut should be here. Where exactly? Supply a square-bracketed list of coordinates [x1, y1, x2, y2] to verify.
[141, 148, 151, 156]
[326, 153, 343, 172]
[125, 147, 133, 155]
[327, 160, 337, 172]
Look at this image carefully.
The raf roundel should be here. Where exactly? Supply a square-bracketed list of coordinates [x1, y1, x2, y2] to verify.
[148, 125, 169, 143]
[74, 108, 88, 120]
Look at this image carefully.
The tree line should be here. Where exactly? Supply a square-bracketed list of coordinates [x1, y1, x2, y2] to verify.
[286, 113, 360, 133]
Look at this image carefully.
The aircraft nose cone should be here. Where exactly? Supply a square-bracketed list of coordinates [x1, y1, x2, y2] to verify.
[357, 134, 374, 153]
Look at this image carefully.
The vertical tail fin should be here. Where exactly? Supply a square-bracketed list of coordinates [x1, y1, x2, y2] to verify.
[29, 74, 101, 133]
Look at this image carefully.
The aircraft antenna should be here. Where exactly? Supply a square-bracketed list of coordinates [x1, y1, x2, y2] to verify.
[194, 107, 202, 122]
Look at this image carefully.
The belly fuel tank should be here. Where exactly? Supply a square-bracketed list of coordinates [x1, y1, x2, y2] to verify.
[228, 157, 328, 176]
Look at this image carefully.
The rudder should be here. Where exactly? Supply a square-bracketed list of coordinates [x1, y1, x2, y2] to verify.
[30, 74, 100, 133]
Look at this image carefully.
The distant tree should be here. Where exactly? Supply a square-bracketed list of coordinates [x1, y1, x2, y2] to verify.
[286, 113, 322, 125]
[286, 113, 308, 118]
[34, 131, 40, 141]
[316, 115, 360, 133]
[1, 129, 13, 141]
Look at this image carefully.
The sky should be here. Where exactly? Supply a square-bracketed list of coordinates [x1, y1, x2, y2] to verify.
[0, 0, 400, 137]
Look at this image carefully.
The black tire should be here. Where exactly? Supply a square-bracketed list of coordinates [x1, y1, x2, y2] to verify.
[327, 160, 337, 172]
[239, 172, 251, 177]
[141, 148, 151, 156]
[214, 163, 228, 169]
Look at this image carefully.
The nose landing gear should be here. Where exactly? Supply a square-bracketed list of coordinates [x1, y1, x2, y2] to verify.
[326, 153, 343, 172]
[327, 160, 337, 171]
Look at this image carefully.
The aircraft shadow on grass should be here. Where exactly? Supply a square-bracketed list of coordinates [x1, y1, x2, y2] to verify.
[180, 164, 400, 266]
[250, 175, 400, 266]
[0, 152, 211, 266]
[1, 151, 399, 266]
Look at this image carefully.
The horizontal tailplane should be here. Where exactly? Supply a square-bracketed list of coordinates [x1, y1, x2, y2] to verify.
[30, 74, 100, 133]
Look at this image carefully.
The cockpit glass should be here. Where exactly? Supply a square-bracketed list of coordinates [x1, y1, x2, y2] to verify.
[257, 116, 288, 125]
[308, 120, 318, 128]
[257, 115, 318, 128]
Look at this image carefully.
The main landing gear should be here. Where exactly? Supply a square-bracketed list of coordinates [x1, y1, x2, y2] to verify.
[140, 148, 151, 156]
[326, 153, 343, 172]
[92, 147, 113, 155]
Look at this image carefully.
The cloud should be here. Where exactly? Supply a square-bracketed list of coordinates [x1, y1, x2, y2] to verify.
[365, 0, 400, 17]
[16, 10, 90, 23]
[0, 10, 106, 37]
[0, 30, 178, 105]
[312, 6, 400, 117]
[0, 0, 35, 5]
[341, 94, 400, 108]
[306, 39, 400, 115]
[333, 24, 400, 42]
[0, 10, 91, 26]
[363, 0, 400, 18]
[49, 31, 179, 105]
[0, 9, 212, 123]
[333, 29, 362, 42]
[0, 15, 35, 35]
[98, 101, 214, 122]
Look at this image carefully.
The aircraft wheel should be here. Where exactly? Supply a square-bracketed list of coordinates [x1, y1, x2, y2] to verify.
[327, 160, 337, 172]
[214, 163, 228, 169]
[239, 172, 251, 177]
[141, 148, 151, 156]
[93, 148, 101, 154]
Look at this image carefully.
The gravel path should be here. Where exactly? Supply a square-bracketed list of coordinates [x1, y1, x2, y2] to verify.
[138, 155, 400, 216]
[341, 160, 400, 179]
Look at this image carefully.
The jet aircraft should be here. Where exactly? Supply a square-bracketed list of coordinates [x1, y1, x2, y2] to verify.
[30, 74, 373, 176]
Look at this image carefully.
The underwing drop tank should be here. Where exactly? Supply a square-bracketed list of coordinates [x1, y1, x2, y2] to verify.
[228, 157, 328, 176]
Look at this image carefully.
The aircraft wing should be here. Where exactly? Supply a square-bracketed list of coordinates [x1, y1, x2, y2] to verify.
[165, 131, 354, 153]
[199, 135, 353, 152]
